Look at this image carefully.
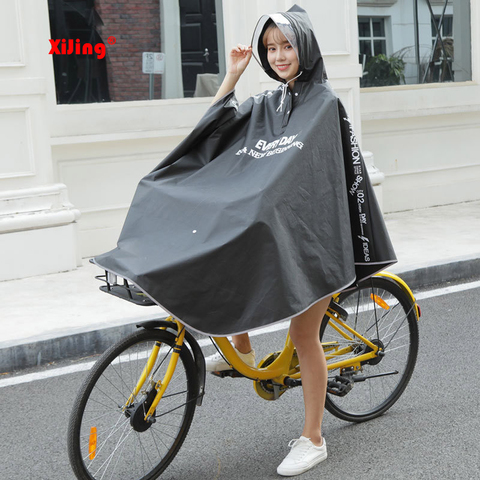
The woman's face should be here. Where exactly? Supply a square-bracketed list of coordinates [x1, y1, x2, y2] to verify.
[264, 26, 299, 83]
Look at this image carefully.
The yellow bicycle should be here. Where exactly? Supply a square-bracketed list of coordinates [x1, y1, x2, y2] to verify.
[68, 270, 420, 480]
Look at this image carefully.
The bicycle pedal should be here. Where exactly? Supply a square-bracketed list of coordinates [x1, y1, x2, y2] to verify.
[327, 375, 353, 397]
[211, 369, 244, 378]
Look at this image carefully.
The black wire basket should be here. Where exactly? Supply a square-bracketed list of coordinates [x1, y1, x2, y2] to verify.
[93, 266, 155, 306]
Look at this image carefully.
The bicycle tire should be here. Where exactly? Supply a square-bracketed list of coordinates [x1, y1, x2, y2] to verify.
[68, 328, 198, 480]
[320, 276, 419, 423]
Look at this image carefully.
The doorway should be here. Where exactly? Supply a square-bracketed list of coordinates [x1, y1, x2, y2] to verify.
[179, 0, 219, 97]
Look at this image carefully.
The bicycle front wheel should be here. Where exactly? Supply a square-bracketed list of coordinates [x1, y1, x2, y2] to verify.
[68, 328, 198, 480]
[320, 276, 419, 423]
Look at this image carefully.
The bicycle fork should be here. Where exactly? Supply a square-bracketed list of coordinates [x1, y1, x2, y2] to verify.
[124, 319, 187, 423]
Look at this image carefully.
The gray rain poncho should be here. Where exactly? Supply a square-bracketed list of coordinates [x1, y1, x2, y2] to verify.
[94, 5, 396, 335]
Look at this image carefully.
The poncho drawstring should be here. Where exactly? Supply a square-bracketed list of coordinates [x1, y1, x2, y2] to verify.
[276, 71, 303, 112]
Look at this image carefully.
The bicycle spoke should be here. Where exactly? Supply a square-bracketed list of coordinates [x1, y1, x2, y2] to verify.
[95, 423, 133, 479]
[321, 277, 419, 422]
[107, 425, 130, 480]
[83, 414, 130, 463]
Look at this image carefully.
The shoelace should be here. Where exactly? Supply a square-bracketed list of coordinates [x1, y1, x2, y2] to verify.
[276, 71, 303, 112]
[286, 438, 312, 460]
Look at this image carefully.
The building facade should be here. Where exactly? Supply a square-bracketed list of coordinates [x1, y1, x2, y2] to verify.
[1, 0, 479, 280]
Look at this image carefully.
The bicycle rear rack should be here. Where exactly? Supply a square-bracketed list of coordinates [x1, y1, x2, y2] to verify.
[94, 269, 156, 306]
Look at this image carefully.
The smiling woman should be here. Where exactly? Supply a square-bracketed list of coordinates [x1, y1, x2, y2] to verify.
[263, 24, 300, 84]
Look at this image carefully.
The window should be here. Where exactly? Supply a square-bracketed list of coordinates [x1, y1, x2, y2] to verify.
[359, 17, 396, 88]
[359, 17, 387, 62]
[358, 0, 471, 88]
[431, 14, 453, 39]
[47, 0, 224, 104]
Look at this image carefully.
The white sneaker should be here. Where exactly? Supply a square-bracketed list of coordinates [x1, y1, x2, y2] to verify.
[205, 346, 255, 372]
[277, 436, 327, 476]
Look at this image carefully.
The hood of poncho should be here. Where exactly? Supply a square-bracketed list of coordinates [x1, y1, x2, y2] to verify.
[252, 4, 327, 84]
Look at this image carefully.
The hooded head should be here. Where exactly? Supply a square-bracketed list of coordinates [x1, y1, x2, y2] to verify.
[252, 4, 327, 84]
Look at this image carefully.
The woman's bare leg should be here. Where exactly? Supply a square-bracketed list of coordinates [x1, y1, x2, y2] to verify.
[289, 297, 330, 446]
[231, 333, 253, 354]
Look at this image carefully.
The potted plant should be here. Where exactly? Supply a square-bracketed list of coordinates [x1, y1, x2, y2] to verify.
[361, 53, 406, 87]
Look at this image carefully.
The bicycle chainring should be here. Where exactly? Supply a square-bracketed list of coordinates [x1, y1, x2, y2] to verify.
[253, 351, 289, 401]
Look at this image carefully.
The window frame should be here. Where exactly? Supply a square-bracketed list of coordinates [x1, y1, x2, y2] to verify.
[358, 16, 390, 62]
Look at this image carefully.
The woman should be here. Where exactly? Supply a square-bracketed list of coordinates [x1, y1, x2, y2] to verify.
[94, 5, 396, 477]
[205, 18, 331, 477]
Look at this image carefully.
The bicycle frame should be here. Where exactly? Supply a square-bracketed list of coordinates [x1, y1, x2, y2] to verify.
[212, 310, 381, 382]
[129, 271, 418, 421]
[134, 312, 380, 421]
[214, 271, 418, 383]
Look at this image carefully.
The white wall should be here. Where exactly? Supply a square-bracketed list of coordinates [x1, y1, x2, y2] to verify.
[0, 0, 53, 190]
[0, 0, 80, 281]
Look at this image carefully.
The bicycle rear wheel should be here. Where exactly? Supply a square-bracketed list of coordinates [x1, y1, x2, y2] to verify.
[320, 276, 419, 423]
[68, 328, 198, 480]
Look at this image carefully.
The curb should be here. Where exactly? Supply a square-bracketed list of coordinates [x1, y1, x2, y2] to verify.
[391, 257, 480, 290]
[2, 258, 479, 374]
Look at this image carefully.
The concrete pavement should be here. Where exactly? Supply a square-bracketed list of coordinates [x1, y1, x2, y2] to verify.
[1, 200, 479, 373]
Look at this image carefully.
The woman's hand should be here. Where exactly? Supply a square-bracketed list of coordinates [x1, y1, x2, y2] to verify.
[210, 44, 252, 105]
[228, 44, 252, 77]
